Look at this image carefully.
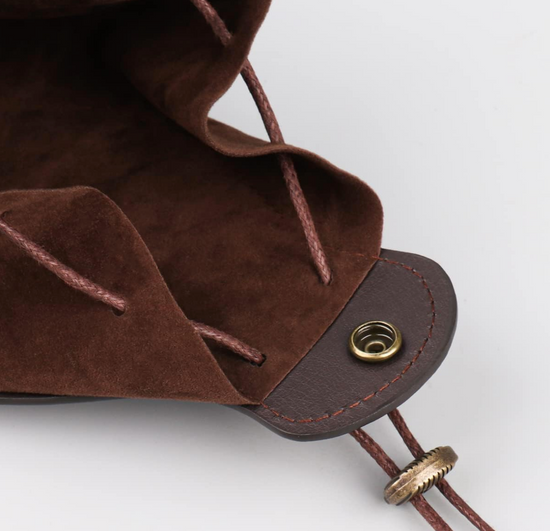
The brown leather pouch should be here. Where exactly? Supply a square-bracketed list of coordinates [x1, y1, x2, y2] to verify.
[0, 1, 492, 529]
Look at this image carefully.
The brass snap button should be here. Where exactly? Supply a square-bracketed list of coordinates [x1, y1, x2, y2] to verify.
[349, 321, 402, 362]
[384, 446, 458, 505]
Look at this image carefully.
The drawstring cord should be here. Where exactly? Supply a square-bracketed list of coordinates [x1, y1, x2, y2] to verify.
[387, 410, 495, 531]
[188, 0, 332, 285]
[187, 11, 495, 529]
[0, 215, 127, 314]
[0, 215, 263, 363]
[351, 428, 453, 531]
[351, 409, 495, 531]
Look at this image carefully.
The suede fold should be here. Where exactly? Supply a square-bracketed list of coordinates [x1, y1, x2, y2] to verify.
[0, 0, 383, 404]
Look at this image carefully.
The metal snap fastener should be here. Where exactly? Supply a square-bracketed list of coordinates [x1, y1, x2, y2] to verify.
[384, 446, 458, 505]
[349, 321, 402, 362]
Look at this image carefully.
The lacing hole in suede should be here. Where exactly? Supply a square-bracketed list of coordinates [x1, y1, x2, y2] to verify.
[250, 355, 267, 368]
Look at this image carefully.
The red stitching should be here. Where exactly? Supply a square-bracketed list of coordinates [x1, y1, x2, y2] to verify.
[259, 256, 437, 424]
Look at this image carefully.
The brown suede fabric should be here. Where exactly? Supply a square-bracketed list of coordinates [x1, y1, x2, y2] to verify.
[0, 0, 383, 404]
[0, 187, 248, 403]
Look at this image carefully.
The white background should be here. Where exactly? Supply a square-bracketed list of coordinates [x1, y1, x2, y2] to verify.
[1, 1, 547, 529]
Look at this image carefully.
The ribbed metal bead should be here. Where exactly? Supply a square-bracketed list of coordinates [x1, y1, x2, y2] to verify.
[384, 446, 458, 505]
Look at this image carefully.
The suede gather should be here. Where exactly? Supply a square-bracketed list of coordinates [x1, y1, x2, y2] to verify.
[0, 0, 382, 404]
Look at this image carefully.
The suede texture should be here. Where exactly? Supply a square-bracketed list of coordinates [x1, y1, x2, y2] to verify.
[0, 0, 383, 404]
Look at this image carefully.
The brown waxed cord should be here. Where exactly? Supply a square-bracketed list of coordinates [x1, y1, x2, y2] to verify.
[190, 8, 493, 529]
[351, 410, 495, 531]
[190, 321, 264, 365]
[0, 216, 263, 364]
[0, 216, 127, 314]
[188, 0, 332, 285]
[388, 409, 495, 531]
[350, 428, 453, 531]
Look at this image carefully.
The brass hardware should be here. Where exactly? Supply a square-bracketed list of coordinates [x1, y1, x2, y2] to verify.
[384, 446, 458, 506]
[349, 321, 402, 362]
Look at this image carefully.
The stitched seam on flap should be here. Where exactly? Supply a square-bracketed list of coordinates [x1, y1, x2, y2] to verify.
[258, 256, 436, 424]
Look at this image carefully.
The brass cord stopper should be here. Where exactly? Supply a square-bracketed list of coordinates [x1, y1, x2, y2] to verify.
[384, 446, 458, 505]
